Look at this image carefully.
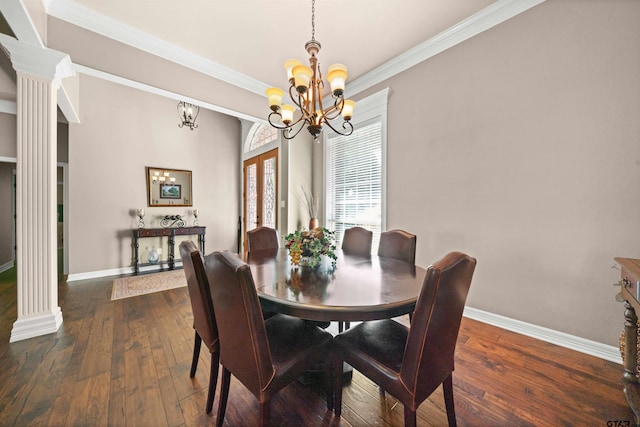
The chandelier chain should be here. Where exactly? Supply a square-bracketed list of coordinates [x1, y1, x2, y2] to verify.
[311, 0, 315, 41]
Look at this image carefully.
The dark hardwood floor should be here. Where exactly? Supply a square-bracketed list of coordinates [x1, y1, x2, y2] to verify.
[0, 267, 634, 426]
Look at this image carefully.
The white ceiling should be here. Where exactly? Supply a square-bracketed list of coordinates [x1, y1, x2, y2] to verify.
[46, 0, 501, 93]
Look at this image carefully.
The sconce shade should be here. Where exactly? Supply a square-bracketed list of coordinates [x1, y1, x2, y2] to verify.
[342, 99, 355, 120]
[266, 87, 284, 110]
[281, 105, 295, 124]
[327, 64, 348, 95]
[293, 65, 313, 92]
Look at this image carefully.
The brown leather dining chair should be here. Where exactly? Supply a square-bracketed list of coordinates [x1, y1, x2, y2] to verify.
[179, 240, 219, 414]
[204, 250, 334, 427]
[339, 226, 374, 331]
[341, 226, 373, 257]
[332, 251, 477, 427]
[247, 226, 279, 252]
[378, 229, 417, 264]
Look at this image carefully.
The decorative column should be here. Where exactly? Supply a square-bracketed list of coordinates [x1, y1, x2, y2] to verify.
[0, 35, 75, 342]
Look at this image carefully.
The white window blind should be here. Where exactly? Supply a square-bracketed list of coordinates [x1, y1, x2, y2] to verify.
[326, 120, 383, 251]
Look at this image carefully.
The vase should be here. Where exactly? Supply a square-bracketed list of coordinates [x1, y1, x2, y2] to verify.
[309, 218, 318, 230]
[148, 246, 159, 264]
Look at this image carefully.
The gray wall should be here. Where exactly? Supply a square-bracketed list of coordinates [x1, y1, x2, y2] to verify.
[68, 74, 241, 275]
[352, 0, 640, 346]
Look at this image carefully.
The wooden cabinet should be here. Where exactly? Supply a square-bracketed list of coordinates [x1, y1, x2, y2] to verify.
[615, 257, 640, 425]
[132, 227, 205, 274]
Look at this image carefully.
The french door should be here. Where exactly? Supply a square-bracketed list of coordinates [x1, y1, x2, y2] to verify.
[243, 148, 278, 251]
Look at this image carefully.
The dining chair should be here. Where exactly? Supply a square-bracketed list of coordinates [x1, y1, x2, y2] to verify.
[341, 226, 373, 257]
[338, 226, 374, 331]
[378, 229, 417, 264]
[204, 250, 334, 427]
[178, 240, 219, 414]
[247, 226, 279, 252]
[332, 251, 477, 427]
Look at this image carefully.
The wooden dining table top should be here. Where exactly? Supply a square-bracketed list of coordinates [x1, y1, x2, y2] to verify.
[239, 248, 427, 322]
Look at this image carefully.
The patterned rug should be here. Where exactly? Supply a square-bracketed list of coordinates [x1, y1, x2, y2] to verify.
[111, 269, 187, 300]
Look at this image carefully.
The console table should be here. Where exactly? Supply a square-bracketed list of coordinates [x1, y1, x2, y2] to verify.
[133, 226, 205, 274]
[615, 257, 640, 425]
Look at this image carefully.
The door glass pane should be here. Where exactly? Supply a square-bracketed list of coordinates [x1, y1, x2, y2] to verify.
[246, 163, 258, 231]
[262, 157, 276, 228]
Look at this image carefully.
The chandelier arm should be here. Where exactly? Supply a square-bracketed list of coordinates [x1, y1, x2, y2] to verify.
[281, 121, 307, 140]
[288, 85, 313, 120]
[268, 111, 308, 130]
[322, 119, 354, 137]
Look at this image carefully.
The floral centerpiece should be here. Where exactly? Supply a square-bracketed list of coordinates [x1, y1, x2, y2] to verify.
[284, 227, 337, 268]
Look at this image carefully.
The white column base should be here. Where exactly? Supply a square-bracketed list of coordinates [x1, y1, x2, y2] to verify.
[10, 307, 63, 343]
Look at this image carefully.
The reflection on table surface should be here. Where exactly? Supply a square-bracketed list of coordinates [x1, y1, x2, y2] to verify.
[240, 248, 426, 322]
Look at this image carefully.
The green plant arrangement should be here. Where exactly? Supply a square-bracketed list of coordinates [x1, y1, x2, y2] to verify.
[284, 227, 337, 268]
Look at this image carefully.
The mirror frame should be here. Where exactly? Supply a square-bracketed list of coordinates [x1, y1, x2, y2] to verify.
[146, 166, 193, 207]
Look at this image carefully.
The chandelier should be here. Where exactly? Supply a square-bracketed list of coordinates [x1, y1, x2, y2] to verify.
[177, 101, 199, 130]
[266, 0, 355, 141]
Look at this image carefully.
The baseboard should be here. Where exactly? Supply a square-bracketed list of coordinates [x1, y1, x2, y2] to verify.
[67, 261, 184, 282]
[464, 306, 622, 364]
[0, 260, 15, 274]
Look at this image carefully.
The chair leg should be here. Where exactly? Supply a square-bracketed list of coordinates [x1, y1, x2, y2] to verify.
[216, 368, 231, 427]
[443, 373, 457, 427]
[190, 331, 202, 378]
[325, 350, 334, 411]
[333, 354, 343, 417]
[259, 400, 271, 427]
[404, 405, 417, 427]
[206, 352, 220, 414]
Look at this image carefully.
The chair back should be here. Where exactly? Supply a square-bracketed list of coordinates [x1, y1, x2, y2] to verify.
[179, 241, 218, 350]
[204, 250, 275, 396]
[341, 226, 373, 257]
[377, 229, 417, 263]
[247, 226, 279, 251]
[401, 251, 476, 403]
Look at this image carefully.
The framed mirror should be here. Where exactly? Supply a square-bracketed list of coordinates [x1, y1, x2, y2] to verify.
[146, 166, 193, 207]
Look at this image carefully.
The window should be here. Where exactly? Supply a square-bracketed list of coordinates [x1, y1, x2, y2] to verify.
[324, 89, 388, 251]
[248, 124, 278, 152]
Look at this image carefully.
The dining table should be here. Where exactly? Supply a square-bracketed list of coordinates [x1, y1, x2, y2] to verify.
[240, 248, 427, 323]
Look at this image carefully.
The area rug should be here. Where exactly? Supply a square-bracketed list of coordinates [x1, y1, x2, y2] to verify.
[111, 269, 187, 301]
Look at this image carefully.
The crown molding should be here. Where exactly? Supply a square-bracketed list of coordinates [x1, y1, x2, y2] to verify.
[47, 0, 544, 102]
[347, 0, 546, 97]
[46, 0, 269, 97]
[0, 0, 44, 48]
[73, 64, 262, 123]
[0, 33, 74, 87]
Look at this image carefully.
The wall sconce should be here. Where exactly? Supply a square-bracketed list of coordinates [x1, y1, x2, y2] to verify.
[136, 209, 145, 228]
[178, 101, 199, 130]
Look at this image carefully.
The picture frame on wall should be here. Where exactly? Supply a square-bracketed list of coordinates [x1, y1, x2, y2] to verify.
[160, 183, 181, 199]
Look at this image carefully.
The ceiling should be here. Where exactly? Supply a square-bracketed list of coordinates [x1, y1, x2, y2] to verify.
[44, 0, 499, 94]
